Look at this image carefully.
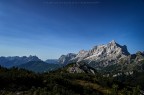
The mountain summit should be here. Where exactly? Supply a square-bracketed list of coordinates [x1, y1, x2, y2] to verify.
[72, 40, 130, 64]
[59, 40, 130, 65]
[58, 40, 144, 74]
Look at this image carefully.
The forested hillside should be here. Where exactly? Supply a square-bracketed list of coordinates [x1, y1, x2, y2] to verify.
[0, 64, 144, 95]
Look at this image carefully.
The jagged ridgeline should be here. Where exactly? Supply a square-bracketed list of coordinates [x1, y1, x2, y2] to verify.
[0, 56, 62, 73]
[58, 40, 144, 75]
[0, 55, 41, 68]
[0, 40, 143, 74]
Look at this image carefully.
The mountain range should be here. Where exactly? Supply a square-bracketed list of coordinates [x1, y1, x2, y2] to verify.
[0, 56, 62, 72]
[58, 40, 144, 75]
[0, 55, 41, 67]
[59, 40, 131, 65]
[17, 61, 62, 73]
[45, 59, 59, 64]
[0, 40, 144, 74]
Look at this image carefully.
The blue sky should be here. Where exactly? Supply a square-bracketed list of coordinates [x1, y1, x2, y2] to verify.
[0, 0, 144, 60]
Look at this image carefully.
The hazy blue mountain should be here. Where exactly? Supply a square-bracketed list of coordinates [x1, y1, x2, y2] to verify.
[45, 59, 59, 64]
[0, 55, 41, 68]
[17, 61, 62, 73]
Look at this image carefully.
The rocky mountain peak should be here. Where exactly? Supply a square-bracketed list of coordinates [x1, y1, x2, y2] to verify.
[87, 40, 130, 59]
[109, 40, 116, 44]
[108, 40, 117, 47]
[59, 40, 144, 75]
[58, 40, 130, 65]
[58, 53, 76, 64]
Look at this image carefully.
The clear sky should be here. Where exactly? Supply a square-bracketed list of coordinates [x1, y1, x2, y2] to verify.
[0, 0, 144, 60]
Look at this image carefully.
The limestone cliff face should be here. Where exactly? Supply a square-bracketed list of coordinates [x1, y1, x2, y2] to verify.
[71, 40, 130, 67]
[58, 40, 144, 74]
[87, 40, 130, 60]
[58, 40, 130, 65]
[87, 40, 129, 66]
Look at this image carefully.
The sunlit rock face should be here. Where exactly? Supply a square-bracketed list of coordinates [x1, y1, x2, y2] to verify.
[86, 40, 129, 65]
[59, 40, 131, 65]
[59, 40, 144, 74]
[71, 40, 130, 67]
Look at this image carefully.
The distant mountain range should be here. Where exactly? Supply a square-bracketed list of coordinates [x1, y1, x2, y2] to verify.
[0, 56, 62, 72]
[0, 40, 144, 74]
[17, 61, 62, 73]
[45, 59, 59, 64]
[0, 55, 41, 67]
